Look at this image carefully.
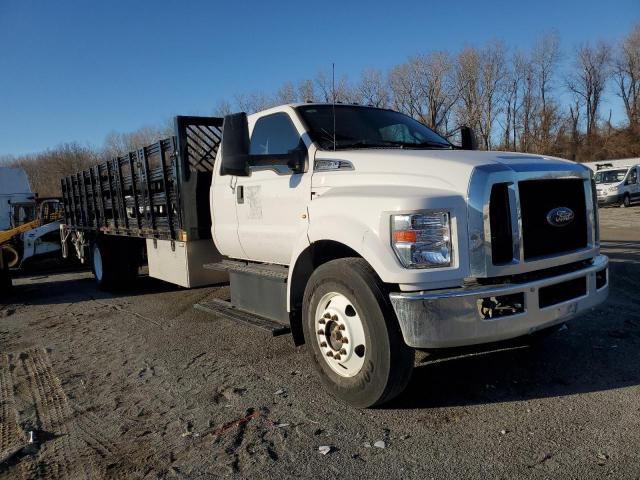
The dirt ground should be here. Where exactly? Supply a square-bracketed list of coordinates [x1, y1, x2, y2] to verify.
[1, 205, 639, 479]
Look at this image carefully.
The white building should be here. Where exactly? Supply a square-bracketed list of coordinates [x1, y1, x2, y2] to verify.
[0, 167, 35, 230]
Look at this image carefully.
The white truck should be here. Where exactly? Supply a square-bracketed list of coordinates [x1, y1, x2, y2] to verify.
[60, 104, 609, 407]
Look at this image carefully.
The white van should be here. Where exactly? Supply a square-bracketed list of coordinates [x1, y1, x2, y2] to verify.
[595, 165, 640, 207]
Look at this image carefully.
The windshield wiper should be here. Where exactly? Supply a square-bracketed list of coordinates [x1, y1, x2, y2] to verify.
[334, 140, 453, 150]
[334, 140, 405, 150]
[390, 141, 452, 149]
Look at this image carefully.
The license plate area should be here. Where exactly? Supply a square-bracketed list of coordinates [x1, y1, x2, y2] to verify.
[538, 276, 587, 308]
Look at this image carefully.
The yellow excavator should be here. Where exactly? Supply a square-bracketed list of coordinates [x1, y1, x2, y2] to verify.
[0, 199, 62, 295]
[0, 203, 62, 266]
[1, 167, 65, 296]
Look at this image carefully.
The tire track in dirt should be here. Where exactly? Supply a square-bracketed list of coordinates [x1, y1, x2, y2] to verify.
[0, 354, 26, 464]
[16, 348, 91, 479]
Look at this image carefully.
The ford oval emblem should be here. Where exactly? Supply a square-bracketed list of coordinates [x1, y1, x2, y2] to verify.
[546, 207, 575, 227]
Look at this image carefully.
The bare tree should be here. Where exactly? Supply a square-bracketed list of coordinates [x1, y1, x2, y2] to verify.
[275, 82, 298, 104]
[357, 68, 390, 107]
[4, 143, 97, 197]
[234, 91, 274, 114]
[389, 61, 422, 118]
[455, 43, 506, 149]
[567, 41, 612, 138]
[214, 99, 232, 116]
[102, 126, 170, 160]
[315, 70, 355, 103]
[613, 24, 640, 128]
[412, 52, 458, 134]
[478, 41, 507, 149]
[297, 79, 316, 103]
[568, 99, 581, 160]
[517, 55, 538, 152]
[501, 52, 526, 150]
[532, 32, 561, 148]
[455, 47, 482, 138]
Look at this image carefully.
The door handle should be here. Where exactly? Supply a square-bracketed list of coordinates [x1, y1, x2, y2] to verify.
[236, 185, 244, 204]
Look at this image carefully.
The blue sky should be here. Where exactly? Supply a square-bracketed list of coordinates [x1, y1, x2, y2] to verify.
[0, 0, 637, 155]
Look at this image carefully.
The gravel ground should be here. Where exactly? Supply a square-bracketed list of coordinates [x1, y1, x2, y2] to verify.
[0, 205, 639, 479]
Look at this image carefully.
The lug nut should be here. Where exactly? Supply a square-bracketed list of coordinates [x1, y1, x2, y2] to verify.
[324, 313, 331, 319]
[319, 318, 326, 324]
[334, 354, 341, 360]
[331, 315, 338, 321]
[317, 329, 324, 335]
[338, 324, 345, 330]
[326, 351, 333, 357]
[320, 341, 327, 347]
[341, 337, 348, 344]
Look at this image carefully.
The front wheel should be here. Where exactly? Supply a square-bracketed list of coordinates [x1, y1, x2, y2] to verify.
[302, 258, 414, 408]
[622, 194, 631, 208]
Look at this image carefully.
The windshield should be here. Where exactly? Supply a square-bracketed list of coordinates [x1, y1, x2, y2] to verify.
[595, 169, 627, 184]
[296, 105, 452, 150]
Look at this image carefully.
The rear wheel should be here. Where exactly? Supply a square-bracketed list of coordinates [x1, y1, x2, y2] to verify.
[302, 258, 414, 408]
[91, 237, 140, 291]
[92, 239, 116, 290]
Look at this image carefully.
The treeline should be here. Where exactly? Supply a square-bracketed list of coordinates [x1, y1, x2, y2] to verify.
[2, 24, 639, 197]
[0, 125, 171, 197]
[219, 24, 639, 161]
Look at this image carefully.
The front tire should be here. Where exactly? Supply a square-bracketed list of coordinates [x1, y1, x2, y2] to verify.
[302, 258, 414, 408]
[622, 194, 631, 208]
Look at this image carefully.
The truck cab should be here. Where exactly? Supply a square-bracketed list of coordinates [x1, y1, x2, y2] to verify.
[209, 103, 608, 407]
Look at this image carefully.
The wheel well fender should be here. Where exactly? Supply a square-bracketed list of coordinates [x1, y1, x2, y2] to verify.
[287, 240, 371, 345]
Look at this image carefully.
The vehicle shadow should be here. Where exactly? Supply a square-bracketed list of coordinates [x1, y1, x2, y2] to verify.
[5, 272, 228, 307]
[4, 240, 640, 410]
[387, 239, 640, 409]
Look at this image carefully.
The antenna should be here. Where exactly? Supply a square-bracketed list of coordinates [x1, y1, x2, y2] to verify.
[332, 62, 336, 151]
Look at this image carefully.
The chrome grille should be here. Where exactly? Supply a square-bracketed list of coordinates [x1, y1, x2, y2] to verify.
[467, 162, 597, 278]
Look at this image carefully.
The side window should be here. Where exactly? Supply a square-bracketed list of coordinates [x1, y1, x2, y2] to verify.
[628, 169, 638, 185]
[250, 113, 300, 156]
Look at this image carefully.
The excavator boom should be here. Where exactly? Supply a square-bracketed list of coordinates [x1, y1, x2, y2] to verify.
[0, 219, 42, 246]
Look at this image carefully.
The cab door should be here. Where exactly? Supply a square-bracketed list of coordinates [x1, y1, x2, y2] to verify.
[234, 111, 311, 265]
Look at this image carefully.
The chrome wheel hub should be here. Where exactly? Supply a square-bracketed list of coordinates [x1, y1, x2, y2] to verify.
[314, 292, 366, 378]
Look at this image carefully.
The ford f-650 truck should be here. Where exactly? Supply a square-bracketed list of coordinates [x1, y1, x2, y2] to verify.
[60, 104, 609, 407]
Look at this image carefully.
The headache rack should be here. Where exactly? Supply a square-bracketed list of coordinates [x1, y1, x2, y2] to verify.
[61, 116, 222, 242]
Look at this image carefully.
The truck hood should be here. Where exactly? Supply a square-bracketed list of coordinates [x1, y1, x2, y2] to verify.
[312, 149, 582, 196]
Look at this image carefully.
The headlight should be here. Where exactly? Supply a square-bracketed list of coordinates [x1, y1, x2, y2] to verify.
[391, 211, 451, 268]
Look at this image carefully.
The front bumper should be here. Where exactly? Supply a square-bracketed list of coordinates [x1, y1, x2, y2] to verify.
[389, 255, 609, 348]
[597, 193, 622, 206]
